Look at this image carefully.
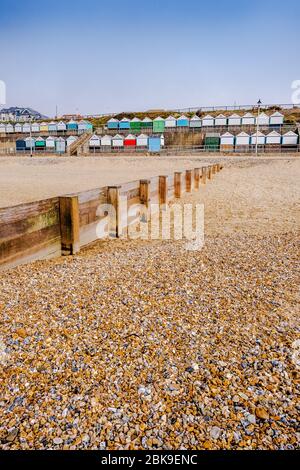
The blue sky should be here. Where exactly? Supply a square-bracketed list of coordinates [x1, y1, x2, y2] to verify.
[0, 0, 299, 116]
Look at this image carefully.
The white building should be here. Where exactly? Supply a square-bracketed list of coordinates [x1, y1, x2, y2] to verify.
[101, 135, 112, 146]
[136, 134, 148, 147]
[266, 131, 281, 144]
[228, 114, 241, 126]
[269, 111, 284, 126]
[282, 131, 298, 145]
[257, 112, 270, 126]
[241, 113, 255, 126]
[220, 132, 235, 146]
[202, 115, 214, 127]
[215, 114, 227, 126]
[251, 131, 266, 145]
[89, 135, 101, 147]
[189, 115, 202, 128]
[165, 116, 177, 128]
[235, 132, 250, 145]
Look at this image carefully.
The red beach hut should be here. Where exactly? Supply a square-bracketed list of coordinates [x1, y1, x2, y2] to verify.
[124, 134, 136, 147]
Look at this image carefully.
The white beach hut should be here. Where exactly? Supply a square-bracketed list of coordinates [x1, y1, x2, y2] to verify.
[57, 121, 67, 132]
[165, 116, 177, 128]
[189, 115, 202, 128]
[89, 134, 101, 148]
[269, 111, 284, 126]
[46, 136, 56, 149]
[136, 134, 148, 147]
[228, 114, 241, 126]
[257, 112, 270, 126]
[22, 123, 31, 133]
[251, 131, 266, 145]
[242, 113, 256, 126]
[112, 134, 124, 147]
[15, 123, 22, 133]
[6, 123, 14, 133]
[31, 122, 40, 133]
[220, 132, 235, 151]
[282, 131, 298, 146]
[202, 115, 214, 127]
[160, 134, 165, 147]
[0, 123, 6, 134]
[25, 137, 35, 149]
[100, 135, 112, 147]
[266, 131, 281, 145]
[214, 114, 227, 126]
[235, 132, 250, 146]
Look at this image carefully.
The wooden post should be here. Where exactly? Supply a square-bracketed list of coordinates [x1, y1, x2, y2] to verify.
[207, 166, 212, 180]
[212, 164, 216, 175]
[174, 172, 182, 198]
[194, 168, 201, 190]
[59, 196, 80, 255]
[201, 167, 207, 184]
[185, 170, 192, 192]
[159, 176, 168, 205]
[140, 179, 151, 221]
[108, 186, 122, 238]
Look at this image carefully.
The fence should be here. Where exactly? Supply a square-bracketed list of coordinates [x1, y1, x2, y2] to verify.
[0, 164, 222, 270]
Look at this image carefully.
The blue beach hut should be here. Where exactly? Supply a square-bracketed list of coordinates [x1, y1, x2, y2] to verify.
[107, 118, 119, 130]
[119, 117, 130, 130]
[176, 115, 189, 127]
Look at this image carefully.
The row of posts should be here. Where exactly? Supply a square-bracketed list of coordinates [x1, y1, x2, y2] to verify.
[59, 163, 222, 255]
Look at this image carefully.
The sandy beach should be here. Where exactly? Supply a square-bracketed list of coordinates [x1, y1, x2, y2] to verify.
[0, 156, 299, 450]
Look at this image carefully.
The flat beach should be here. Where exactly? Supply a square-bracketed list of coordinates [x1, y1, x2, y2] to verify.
[0, 156, 299, 449]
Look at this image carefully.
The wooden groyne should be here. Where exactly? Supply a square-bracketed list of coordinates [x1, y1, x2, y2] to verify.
[0, 164, 222, 270]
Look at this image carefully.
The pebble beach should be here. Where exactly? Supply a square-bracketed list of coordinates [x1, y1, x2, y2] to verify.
[0, 157, 299, 450]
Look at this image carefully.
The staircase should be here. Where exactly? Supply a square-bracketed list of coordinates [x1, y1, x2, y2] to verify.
[67, 131, 92, 156]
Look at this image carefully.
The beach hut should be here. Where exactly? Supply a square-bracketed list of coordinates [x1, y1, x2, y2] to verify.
[250, 131, 265, 146]
[242, 113, 256, 126]
[6, 123, 14, 133]
[107, 118, 119, 130]
[25, 137, 35, 149]
[220, 132, 235, 151]
[111, 134, 124, 148]
[124, 134, 136, 148]
[228, 114, 241, 126]
[160, 134, 165, 147]
[165, 116, 177, 128]
[67, 120, 78, 131]
[136, 134, 148, 148]
[257, 112, 270, 126]
[204, 133, 220, 151]
[202, 115, 214, 127]
[40, 122, 49, 133]
[46, 136, 56, 149]
[153, 117, 165, 133]
[35, 137, 46, 150]
[269, 111, 284, 126]
[130, 117, 142, 132]
[66, 135, 77, 147]
[48, 121, 57, 133]
[22, 123, 31, 133]
[15, 123, 22, 133]
[141, 117, 153, 129]
[148, 136, 161, 152]
[0, 123, 6, 133]
[89, 134, 101, 148]
[56, 137, 66, 153]
[282, 131, 298, 146]
[31, 122, 40, 133]
[78, 120, 93, 133]
[119, 117, 130, 130]
[189, 115, 202, 128]
[235, 132, 250, 152]
[101, 135, 112, 147]
[235, 132, 250, 146]
[16, 139, 26, 152]
[266, 131, 281, 145]
[57, 121, 67, 132]
[214, 114, 227, 127]
[176, 115, 189, 127]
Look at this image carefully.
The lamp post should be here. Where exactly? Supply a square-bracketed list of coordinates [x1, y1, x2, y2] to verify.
[29, 116, 33, 157]
[255, 99, 262, 156]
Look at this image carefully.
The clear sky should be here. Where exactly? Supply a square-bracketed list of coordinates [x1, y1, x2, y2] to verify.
[0, 0, 299, 116]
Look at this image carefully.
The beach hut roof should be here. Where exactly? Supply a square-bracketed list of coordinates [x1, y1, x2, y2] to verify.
[215, 114, 226, 119]
[221, 132, 234, 137]
[25, 136, 35, 141]
[67, 135, 77, 140]
[258, 112, 269, 117]
[251, 131, 265, 137]
[237, 131, 250, 137]
[267, 130, 281, 136]
[166, 115, 176, 120]
[108, 118, 119, 122]
[229, 113, 241, 118]
[190, 115, 201, 121]
[178, 114, 188, 120]
[203, 114, 214, 119]
[49, 121, 56, 125]
[102, 134, 112, 140]
[113, 134, 124, 139]
[46, 136, 56, 141]
[57, 137, 65, 141]
[57, 120, 65, 125]
[125, 134, 136, 139]
[283, 131, 297, 136]
[120, 117, 129, 122]
[270, 111, 284, 117]
[36, 136, 45, 141]
[131, 117, 141, 122]
[142, 117, 152, 122]
[243, 112, 255, 117]
[137, 133, 148, 139]
[153, 116, 164, 121]
[68, 119, 77, 124]
[90, 134, 99, 139]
